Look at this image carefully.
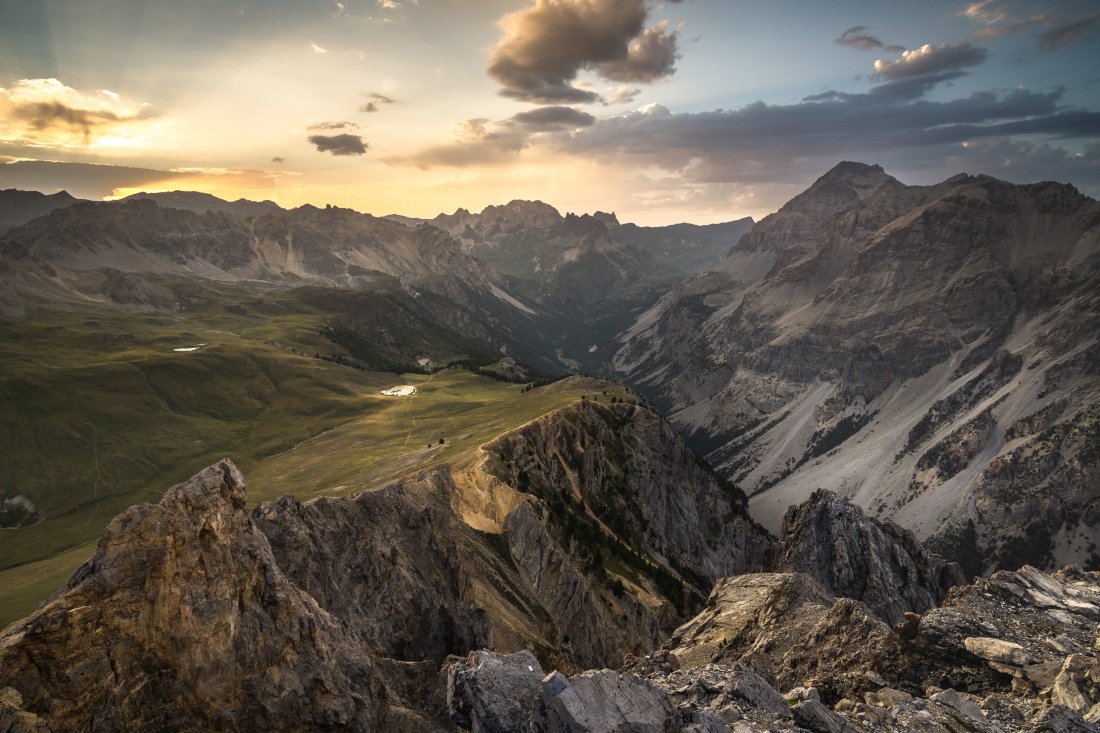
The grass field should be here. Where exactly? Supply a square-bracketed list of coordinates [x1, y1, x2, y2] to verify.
[0, 283, 616, 627]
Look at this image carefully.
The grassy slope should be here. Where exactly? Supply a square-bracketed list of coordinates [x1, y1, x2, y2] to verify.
[0, 285, 611, 626]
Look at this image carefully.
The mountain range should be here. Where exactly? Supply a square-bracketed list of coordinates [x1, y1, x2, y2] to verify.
[0, 161, 1098, 730]
[611, 162, 1100, 574]
[3, 162, 1094, 576]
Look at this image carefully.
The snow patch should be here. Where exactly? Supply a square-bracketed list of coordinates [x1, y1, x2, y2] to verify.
[381, 385, 417, 397]
[173, 343, 207, 352]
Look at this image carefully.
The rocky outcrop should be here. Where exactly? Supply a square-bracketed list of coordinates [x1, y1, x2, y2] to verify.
[776, 489, 966, 622]
[448, 564, 1100, 732]
[894, 565, 1100, 701]
[0, 460, 389, 732]
[0, 386, 780, 729]
[654, 573, 893, 701]
[253, 475, 494, 664]
[503, 499, 663, 669]
[488, 400, 772, 587]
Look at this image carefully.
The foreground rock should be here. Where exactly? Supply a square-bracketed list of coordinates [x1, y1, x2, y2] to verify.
[0, 399, 772, 730]
[449, 563, 1100, 732]
[0, 460, 388, 732]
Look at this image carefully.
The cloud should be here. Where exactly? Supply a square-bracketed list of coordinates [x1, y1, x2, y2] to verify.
[835, 26, 904, 52]
[311, 42, 329, 54]
[272, 156, 285, 163]
[961, 3, 1096, 47]
[390, 106, 595, 169]
[973, 15, 1046, 39]
[308, 133, 368, 156]
[962, 1, 1007, 26]
[307, 120, 360, 131]
[0, 78, 158, 148]
[359, 92, 396, 114]
[1041, 13, 1100, 50]
[0, 159, 281, 200]
[873, 43, 988, 80]
[0, 159, 183, 199]
[597, 21, 680, 83]
[605, 85, 642, 105]
[487, 0, 680, 104]
[510, 106, 597, 131]
[543, 84, 1100, 197]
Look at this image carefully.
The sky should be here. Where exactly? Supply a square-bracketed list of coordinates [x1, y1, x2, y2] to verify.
[0, 0, 1098, 225]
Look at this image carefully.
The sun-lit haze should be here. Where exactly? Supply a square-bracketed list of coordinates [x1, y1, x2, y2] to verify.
[1, 0, 1098, 224]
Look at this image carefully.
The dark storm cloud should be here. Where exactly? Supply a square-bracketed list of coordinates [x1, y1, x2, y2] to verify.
[1041, 13, 1100, 49]
[487, 0, 680, 104]
[873, 43, 988, 81]
[308, 133, 368, 155]
[835, 26, 904, 52]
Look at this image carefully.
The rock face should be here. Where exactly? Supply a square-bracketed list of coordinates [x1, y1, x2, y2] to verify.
[446, 650, 546, 732]
[0, 460, 388, 732]
[479, 400, 772, 669]
[776, 489, 966, 622]
[253, 478, 494, 664]
[657, 573, 893, 700]
[487, 400, 772, 586]
[895, 565, 1100, 700]
[612, 162, 1100, 572]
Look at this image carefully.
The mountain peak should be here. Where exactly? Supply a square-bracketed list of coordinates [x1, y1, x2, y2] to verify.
[786, 161, 898, 211]
[483, 199, 562, 221]
[822, 161, 885, 179]
[592, 211, 620, 228]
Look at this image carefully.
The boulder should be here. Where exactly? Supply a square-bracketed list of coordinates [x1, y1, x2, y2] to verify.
[542, 670, 678, 732]
[446, 650, 544, 732]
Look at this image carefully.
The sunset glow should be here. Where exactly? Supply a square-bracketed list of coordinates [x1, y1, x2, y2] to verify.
[1, 0, 1098, 223]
